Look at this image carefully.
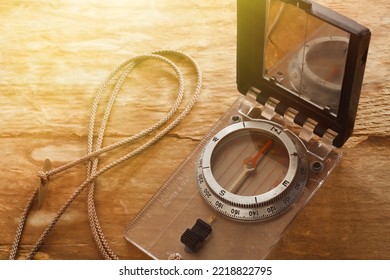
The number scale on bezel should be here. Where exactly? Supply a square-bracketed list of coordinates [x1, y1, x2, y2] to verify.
[196, 120, 308, 221]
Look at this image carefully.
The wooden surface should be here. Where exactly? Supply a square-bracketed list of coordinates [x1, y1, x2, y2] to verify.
[0, 0, 389, 260]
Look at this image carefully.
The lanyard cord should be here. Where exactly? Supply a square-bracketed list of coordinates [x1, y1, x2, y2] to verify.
[9, 50, 202, 260]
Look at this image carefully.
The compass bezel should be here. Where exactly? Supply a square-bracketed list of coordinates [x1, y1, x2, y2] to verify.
[197, 120, 308, 221]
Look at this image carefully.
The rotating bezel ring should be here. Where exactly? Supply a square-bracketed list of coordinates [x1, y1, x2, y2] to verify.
[196, 120, 308, 221]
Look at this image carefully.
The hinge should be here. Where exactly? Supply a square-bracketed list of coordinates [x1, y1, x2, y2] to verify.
[239, 87, 337, 159]
[238, 87, 259, 117]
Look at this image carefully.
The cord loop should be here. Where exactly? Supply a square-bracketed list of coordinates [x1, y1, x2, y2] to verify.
[9, 50, 202, 260]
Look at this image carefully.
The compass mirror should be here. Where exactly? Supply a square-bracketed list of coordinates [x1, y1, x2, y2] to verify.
[263, 0, 350, 117]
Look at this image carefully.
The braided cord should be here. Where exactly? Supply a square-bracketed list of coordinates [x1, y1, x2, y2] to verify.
[9, 50, 202, 260]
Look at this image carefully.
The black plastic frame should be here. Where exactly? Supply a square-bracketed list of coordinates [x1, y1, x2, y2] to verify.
[237, 0, 371, 147]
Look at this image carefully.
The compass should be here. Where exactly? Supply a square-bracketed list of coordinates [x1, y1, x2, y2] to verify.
[125, 0, 370, 259]
[196, 120, 308, 221]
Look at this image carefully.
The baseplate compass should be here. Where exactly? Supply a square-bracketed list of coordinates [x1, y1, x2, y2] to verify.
[125, 0, 370, 259]
[124, 99, 342, 259]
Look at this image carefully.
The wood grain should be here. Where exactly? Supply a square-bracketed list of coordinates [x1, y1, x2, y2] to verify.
[0, 0, 389, 260]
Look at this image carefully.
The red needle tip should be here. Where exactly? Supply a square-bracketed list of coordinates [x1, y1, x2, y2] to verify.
[244, 139, 274, 168]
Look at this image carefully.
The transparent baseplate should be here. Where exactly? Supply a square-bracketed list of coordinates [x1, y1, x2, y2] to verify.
[124, 96, 342, 260]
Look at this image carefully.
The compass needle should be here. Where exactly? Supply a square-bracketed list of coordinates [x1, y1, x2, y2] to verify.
[227, 139, 273, 194]
[245, 139, 274, 168]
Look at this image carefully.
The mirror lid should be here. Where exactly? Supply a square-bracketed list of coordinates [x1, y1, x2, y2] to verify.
[237, 0, 371, 147]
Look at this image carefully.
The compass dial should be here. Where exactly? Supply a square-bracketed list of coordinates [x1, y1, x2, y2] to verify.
[196, 120, 308, 221]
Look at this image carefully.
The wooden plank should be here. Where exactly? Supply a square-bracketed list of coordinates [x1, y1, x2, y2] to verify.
[0, 0, 389, 259]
